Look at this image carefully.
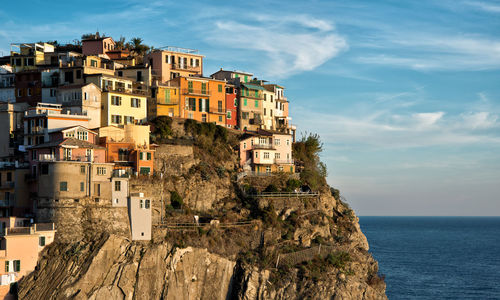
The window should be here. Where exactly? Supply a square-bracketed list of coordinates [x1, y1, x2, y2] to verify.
[243, 99, 247, 106]
[80, 182, 84, 192]
[94, 183, 101, 196]
[80, 165, 86, 174]
[243, 142, 246, 149]
[140, 167, 150, 175]
[202, 114, 207, 122]
[147, 152, 152, 160]
[90, 60, 98, 67]
[117, 71, 123, 77]
[227, 111, 232, 119]
[264, 108, 266, 116]
[264, 152, 270, 159]
[219, 116, 223, 122]
[275, 139, 280, 145]
[218, 101, 223, 112]
[4, 261, 8, 272]
[264, 94, 267, 101]
[140, 152, 144, 160]
[131, 98, 141, 108]
[287, 139, 290, 146]
[275, 153, 281, 159]
[201, 83, 207, 94]
[77, 131, 88, 141]
[255, 152, 258, 158]
[125, 116, 134, 124]
[63, 148, 72, 160]
[218, 84, 222, 92]
[145, 199, 150, 209]
[188, 98, 196, 111]
[41, 164, 49, 175]
[259, 138, 267, 144]
[242, 112, 249, 119]
[111, 115, 122, 124]
[266, 166, 271, 173]
[111, 96, 122, 105]
[50, 89, 56, 97]
[84, 92, 88, 100]
[60, 181, 68, 191]
[140, 199, 144, 208]
[17, 89, 22, 97]
[255, 100, 259, 107]
[27, 88, 32, 96]
[188, 81, 193, 93]
[271, 95, 274, 102]
[76, 69, 82, 79]
[234, 99, 238, 107]
[13, 260, 20, 272]
[115, 180, 121, 191]
[244, 75, 248, 82]
[97, 167, 106, 175]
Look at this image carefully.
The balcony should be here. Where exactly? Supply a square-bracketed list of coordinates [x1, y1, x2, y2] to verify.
[6, 227, 33, 235]
[182, 89, 211, 96]
[102, 86, 147, 96]
[275, 159, 294, 165]
[0, 182, 14, 189]
[39, 154, 56, 161]
[171, 63, 200, 71]
[253, 143, 274, 150]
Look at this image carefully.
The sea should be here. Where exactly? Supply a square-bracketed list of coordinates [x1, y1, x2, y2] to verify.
[358, 217, 500, 300]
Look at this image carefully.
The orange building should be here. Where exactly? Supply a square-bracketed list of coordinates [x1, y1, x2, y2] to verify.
[170, 76, 226, 126]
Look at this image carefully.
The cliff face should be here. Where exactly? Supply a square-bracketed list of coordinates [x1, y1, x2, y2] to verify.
[18, 137, 387, 299]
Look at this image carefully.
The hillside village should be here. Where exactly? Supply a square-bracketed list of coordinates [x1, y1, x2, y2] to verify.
[0, 33, 298, 292]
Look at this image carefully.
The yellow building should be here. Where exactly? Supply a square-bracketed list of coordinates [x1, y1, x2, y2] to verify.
[101, 91, 147, 127]
[148, 84, 180, 119]
[9, 43, 55, 72]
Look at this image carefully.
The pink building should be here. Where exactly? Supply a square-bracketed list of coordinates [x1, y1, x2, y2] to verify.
[82, 36, 116, 56]
[0, 217, 56, 297]
[239, 130, 294, 174]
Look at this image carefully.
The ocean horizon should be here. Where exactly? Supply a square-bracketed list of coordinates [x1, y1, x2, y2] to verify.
[359, 216, 500, 299]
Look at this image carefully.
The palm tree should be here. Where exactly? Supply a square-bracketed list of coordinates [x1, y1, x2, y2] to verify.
[115, 36, 126, 50]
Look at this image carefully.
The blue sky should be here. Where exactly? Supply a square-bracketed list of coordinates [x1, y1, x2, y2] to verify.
[1, 0, 499, 215]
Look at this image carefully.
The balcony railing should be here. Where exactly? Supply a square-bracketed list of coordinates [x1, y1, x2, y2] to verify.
[182, 89, 211, 96]
[253, 144, 274, 150]
[0, 182, 14, 189]
[102, 86, 147, 96]
[0, 200, 9, 207]
[34, 223, 55, 231]
[275, 159, 294, 165]
[171, 63, 200, 71]
[6, 227, 33, 235]
[39, 154, 56, 161]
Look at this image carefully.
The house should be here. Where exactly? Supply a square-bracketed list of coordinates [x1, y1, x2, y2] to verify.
[0, 217, 56, 297]
[0, 65, 15, 103]
[9, 43, 55, 72]
[116, 65, 152, 86]
[148, 83, 180, 119]
[144, 47, 203, 82]
[128, 193, 151, 240]
[239, 130, 295, 174]
[0, 163, 30, 218]
[85, 74, 148, 127]
[264, 83, 295, 138]
[170, 76, 227, 126]
[15, 70, 42, 106]
[98, 124, 155, 176]
[23, 103, 90, 148]
[57, 83, 102, 128]
[225, 84, 238, 129]
[0, 102, 29, 159]
[82, 35, 116, 57]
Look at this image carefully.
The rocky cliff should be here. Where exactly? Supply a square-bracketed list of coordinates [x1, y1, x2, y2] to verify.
[17, 123, 387, 299]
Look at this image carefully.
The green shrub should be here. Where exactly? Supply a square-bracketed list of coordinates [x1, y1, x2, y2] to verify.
[170, 191, 183, 209]
[264, 184, 279, 193]
[285, 178, 302, 192]
[326, 251, 351, 270]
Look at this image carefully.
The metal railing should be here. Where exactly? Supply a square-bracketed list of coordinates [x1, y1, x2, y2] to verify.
[6, 227, 32, 235]
[253, 144, 274, 149]
[34, 223, 55, 231]
[250, 191, 319, 198]
[181, 89, 211, 96]
[275, 159, 294, 164]
[171, 63, 200, 71]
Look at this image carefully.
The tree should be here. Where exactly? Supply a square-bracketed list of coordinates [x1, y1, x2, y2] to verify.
[128, 37, 150, 55]
[115, 36, 126, 50]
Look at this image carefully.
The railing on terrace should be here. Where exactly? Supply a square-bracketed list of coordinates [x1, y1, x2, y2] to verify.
[253, 143, 274, 150]
[171, 64, 200, 71]
[275, 159, 294, 164]
[38, 154, 56, 161]
[156, 220, 255, 229]
[6, 227, 33, 235]
[181, 89, 211, 96]
[102, 86, 147, 96]
[34, 223, 55, 231]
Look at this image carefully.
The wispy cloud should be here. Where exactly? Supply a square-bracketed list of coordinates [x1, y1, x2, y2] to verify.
[205, 15, 348, 78]
[356, 35, 500, 71]
[463, 1, 500, 13]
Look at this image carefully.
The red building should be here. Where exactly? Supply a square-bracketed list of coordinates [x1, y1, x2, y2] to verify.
[15, 71, 42, 106]
[225, 84, 238, 129]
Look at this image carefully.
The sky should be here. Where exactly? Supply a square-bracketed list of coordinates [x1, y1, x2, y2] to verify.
[1, 0, 499, 215]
